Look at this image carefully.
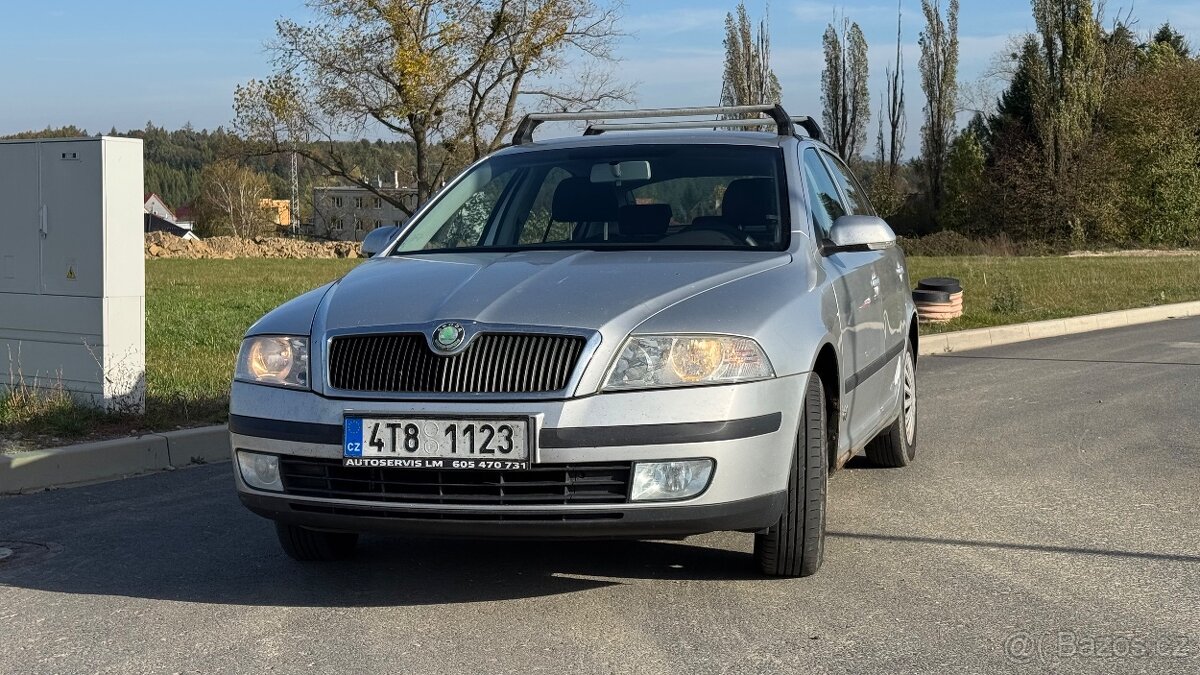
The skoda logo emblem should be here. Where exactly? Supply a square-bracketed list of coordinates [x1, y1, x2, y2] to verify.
[432, 322, 465, 352]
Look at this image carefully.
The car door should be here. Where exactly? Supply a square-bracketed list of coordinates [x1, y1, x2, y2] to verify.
[819, 151, 907, 426]
[801, 148, 888, 448]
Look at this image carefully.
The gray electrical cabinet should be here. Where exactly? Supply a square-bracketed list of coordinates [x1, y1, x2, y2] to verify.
[0, 137, 145, 412]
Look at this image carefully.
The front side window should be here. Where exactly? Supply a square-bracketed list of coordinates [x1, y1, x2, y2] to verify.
[802, 148, 848, 239]
[391, 145, 789, 254]
[820, 151, 874, 217]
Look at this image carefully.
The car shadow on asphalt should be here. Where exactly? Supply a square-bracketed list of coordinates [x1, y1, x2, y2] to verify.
[0, 534, 768, 607]
[0, 467, 769, 607]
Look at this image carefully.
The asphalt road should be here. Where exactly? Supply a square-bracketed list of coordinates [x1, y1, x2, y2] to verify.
[3, 318, 1199, 674]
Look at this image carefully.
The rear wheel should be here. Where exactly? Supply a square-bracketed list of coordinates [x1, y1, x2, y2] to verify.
[275, 523, 359, 561]
[754, 373, 828, 577]
[865, 342, 918, 467]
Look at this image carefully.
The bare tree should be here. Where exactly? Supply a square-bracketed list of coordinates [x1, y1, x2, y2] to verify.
[234, 0, 630, 215]
[918, 0, 960, 209]
[876, 0, 905, 180]
[198, 160, 275, 238]
[719, 2, 782, 118]
[821, 15, 870, 161]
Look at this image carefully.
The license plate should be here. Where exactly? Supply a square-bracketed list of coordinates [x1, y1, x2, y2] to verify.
[343, 417, 531, 469]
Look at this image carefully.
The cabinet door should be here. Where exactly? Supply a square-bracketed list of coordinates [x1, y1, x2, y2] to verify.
[0, 143, 42, 294]
[40, 141, 103, 297]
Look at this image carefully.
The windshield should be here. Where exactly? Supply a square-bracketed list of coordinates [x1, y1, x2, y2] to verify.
[391, 144, 789, 254]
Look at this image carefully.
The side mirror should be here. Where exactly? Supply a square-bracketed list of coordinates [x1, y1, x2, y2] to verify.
[360, 225, 401, 257]
[825, 215, 896, 254]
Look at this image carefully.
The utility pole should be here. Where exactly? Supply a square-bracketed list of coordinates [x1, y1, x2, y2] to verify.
[289, 150, 300, 235]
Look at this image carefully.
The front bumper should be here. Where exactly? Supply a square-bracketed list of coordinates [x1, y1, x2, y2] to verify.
[230, 374, 805, 536]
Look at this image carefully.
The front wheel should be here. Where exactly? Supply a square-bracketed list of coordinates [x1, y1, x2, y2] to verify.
[865, 342, 918, 467]
[275, 522, 359, 561]
[754, 372, 828, 577]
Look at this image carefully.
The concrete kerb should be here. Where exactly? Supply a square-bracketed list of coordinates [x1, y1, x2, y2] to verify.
[0, 425, 229, 495]
[918, 300, 1200, 356]
[5, 300, 1200, 494]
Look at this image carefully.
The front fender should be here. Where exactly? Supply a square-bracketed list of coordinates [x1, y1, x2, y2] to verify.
[628, 262, 838, 379]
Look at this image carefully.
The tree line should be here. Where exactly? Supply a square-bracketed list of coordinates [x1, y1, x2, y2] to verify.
[724, 0, 1198, 249]
[7, 0, 1197, 247]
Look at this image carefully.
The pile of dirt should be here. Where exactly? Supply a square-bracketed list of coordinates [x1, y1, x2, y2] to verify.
[145, 232, 359, 259]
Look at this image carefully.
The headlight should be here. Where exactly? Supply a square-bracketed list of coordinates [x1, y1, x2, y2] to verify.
[235, 336, 309, 389]
[604, 334, 774, 391]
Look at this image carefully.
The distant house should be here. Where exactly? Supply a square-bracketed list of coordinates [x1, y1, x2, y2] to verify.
[310, 177, 417, 241]
[144, 193, 176, 221]
[261, 199, 292, 232]
[144, 193, 198, 240]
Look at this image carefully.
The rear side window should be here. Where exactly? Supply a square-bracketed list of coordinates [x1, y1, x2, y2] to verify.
[820, 151, 874, 217]
[802, 149, 847, 239]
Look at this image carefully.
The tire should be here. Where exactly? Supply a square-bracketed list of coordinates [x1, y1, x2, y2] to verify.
[754, 373, 828, 578]
[865, 342, 918, 468]
[275, 522, 359, 561]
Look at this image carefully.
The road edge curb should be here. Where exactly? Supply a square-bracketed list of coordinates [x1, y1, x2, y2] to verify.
[918, 300, 1200, 355]
[1, 425, 229, 495]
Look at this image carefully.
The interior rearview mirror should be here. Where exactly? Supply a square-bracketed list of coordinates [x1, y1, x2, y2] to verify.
[826, 215, 896, 253]
[361, 225, 402, 257]
[590, 160, 651, 183]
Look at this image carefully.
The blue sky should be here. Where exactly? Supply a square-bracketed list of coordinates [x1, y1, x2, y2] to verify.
[2, 0, 1197, 146]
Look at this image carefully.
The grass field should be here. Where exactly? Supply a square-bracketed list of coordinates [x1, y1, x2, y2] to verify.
[4, 254, 1200, 448]
[907, 256, 1200, 333]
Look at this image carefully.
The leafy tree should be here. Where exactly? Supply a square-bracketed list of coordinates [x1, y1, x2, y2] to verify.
[940, 124, 987, 234]
[198, 160, 276, 238]
[1030, 0, 1105, 181]
[917, 0, 959, 211]
[1087, 57, 1200, 246]
[234, 0, 628, 215]
[719, 2, 782, 117]
[821, 16, 870, 161]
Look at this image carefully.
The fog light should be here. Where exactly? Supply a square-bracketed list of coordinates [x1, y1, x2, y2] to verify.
[630, 460, 714, 502]
[237, 451, 282, 492]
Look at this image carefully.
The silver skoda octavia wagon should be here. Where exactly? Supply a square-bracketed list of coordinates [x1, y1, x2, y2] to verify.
[230, 105, 918, 577]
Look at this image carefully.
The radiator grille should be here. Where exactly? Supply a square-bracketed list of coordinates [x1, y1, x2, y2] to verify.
[328, 332, 586, 394]
[279, 457, 632, 506]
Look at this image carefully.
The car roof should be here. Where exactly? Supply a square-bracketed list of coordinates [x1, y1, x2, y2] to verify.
[492, 129, 808, 157]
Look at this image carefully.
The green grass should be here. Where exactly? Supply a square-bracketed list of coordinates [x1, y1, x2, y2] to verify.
[907, 256, 1200, 333]
[5, 254, 1200, 448]
[144, 259, 360, 428]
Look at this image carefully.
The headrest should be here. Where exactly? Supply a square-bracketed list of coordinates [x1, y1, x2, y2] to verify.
[618, 204, 672, 239]
[721, 178, 777, 227]
[551, 177, 618, 222]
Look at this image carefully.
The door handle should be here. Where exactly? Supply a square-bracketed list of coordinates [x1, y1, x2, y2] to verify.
[39, 205, 48, 238]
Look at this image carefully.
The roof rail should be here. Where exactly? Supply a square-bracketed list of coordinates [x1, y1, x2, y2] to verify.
[583, 116, 825, 143]
[511, 104, 795, 145]
[793, 116, 823, 143]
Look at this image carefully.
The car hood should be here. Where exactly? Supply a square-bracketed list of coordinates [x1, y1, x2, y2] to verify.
[318, 249, 790, 335]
